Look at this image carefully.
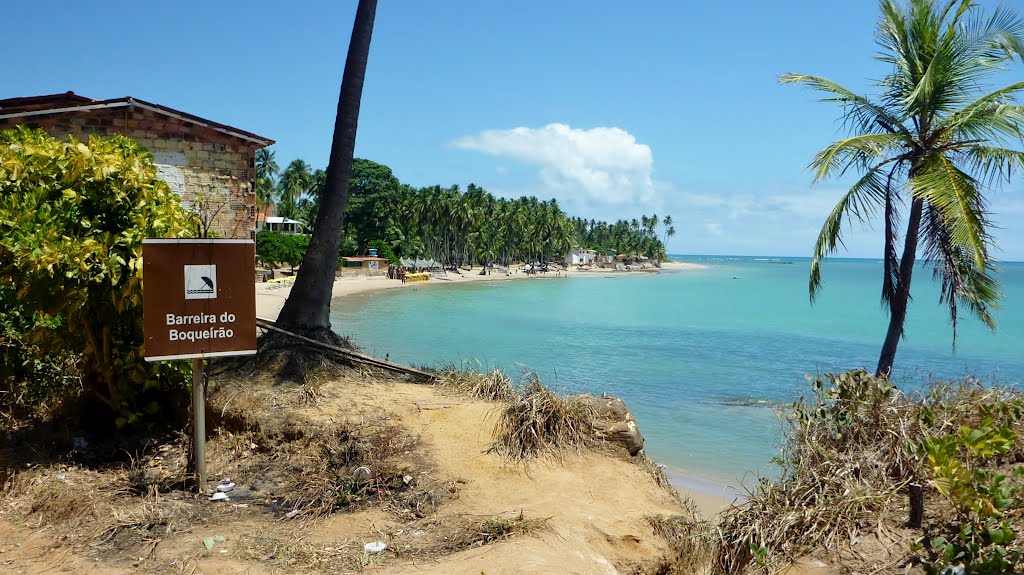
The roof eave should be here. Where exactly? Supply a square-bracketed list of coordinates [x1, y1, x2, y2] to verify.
[0, 96, 274, 147]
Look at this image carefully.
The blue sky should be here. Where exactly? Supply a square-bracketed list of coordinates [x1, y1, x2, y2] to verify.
[4, 0, 1023, 258]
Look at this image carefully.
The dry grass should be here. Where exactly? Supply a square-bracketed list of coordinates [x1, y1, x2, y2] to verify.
[1, 463, 203, 554]
[644, 508, 716, 575]
[693, 371, 1024, 575]
[435, 364, 516, 402]
[205, 373, 437, 521]
[238, 528, 368, 572]
[390, 510, 548, 556]
[272, 419, 429, 519]
[490, 372, 597, 461]
[236, 510, 546, 571]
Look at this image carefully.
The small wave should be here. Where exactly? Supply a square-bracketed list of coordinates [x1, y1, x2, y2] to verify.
[714, 398, 776, 407]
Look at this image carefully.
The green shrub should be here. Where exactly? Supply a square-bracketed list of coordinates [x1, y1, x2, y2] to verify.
[0, 127, 194, 425]
[256, 230, 309, 271]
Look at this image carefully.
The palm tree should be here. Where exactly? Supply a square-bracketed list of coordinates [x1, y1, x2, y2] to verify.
[274, 0, 377, 338]
[782, 0, 1024, 377]
[255, 148, 280, 222]
[278, 159, 312, 220]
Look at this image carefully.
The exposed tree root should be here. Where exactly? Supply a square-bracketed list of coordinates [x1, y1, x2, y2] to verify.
[219, 329, 356, 385]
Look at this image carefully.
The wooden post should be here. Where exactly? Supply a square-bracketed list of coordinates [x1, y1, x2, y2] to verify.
[192, 358, 206, 494]
[908, 482, 924, 528]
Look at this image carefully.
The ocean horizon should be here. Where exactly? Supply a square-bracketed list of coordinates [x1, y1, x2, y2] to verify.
[329, 255, 1024, 492]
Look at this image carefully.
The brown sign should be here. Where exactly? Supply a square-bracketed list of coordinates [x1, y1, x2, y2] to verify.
[142, 239, 256, 361]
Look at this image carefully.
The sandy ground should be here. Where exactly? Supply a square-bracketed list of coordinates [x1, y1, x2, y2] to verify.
[0, 374, 733, 574]
[256, 261, 705, 321]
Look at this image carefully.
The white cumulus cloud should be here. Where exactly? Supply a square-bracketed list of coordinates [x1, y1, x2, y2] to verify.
[452, 123, 657, 206]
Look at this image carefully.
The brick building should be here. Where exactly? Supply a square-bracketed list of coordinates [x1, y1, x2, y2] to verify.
[0, 92, 274, 239]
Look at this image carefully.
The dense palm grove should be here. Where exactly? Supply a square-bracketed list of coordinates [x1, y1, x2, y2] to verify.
[255, 150, 673, 267]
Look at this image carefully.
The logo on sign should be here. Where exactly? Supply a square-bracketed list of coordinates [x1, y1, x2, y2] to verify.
[184, 265, 217, 300]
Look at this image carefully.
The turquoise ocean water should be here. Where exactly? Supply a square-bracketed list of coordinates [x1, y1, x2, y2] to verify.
[329, 257, 1024, 490]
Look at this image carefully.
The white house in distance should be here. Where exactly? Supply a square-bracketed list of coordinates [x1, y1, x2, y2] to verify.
[565, 248, 597, 266]
[256, 213, 304, 234]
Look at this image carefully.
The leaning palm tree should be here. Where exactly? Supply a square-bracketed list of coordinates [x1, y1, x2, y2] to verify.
[782, 0, 1024, 377]
[273, 0, 377, 340]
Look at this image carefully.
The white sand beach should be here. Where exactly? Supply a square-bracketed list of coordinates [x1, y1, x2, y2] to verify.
[256, 260, 705, 321]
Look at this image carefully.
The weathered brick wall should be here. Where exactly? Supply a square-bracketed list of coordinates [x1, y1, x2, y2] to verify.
[0, 107, 259, 239]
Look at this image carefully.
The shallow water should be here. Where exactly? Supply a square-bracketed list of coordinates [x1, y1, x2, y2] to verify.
[329, 257, 1024, 486]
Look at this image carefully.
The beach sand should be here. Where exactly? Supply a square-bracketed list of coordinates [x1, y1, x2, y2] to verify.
[256, 261, 705, 321]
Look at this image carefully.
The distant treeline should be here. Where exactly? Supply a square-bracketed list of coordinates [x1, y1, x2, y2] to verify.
[255, 152, 674, 266]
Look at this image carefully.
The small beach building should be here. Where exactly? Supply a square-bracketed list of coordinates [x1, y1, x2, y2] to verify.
[340, 256, 389, 276]
[565, 248, 597, 266]
[0, 91, 274, 239]
[257, 215, 304, 234]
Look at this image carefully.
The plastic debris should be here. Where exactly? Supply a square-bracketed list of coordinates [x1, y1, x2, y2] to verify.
[353, 466, 372, 481]
[364, 541, 386, 554]
[216, 482, 235, 493]
[56, 474, 67, 481]
[283, 509, 300, 520]
[208, 492, 229, 502]
[202, 536, 225, 550]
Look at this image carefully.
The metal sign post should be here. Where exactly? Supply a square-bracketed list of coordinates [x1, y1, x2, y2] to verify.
[142, 239, 256, 494]
[192, 357, 206, 489]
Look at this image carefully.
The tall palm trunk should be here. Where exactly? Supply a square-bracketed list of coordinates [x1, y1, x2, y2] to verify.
[876, 197, 924, 377]
[275, 0, 377, 334]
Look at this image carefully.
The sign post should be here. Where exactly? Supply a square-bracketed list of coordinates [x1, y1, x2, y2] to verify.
[142, 239, 256, 494]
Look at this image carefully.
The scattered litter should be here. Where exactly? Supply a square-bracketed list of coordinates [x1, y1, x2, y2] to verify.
[353, 466, 372, 481]
[56, 474, 67, 481]
[202, 536, 225, 550]
[216, 482, 235, 493]
[402, 475, 413, 485]
[283, 509, 300, 520]
[364, 541, 386, 554]
[208, 492, 229, 502]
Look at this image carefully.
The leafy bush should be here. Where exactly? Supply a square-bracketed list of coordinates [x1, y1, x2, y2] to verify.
[0, 285, 79, 414]
[916, 415, 1023, 573]
[256, 230, 309, 271]
[0, 127, 195, 424]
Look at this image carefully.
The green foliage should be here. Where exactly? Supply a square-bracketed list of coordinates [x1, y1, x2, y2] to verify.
[917, 411, 1024, 574]
[0, 284, 79, 413]
[0, 127, 194, 422]
[344, 159, 402, 254]
[792, 369, 895, 444]
[256, 230, 309, 270]
[262, 157, 670, 266]
[367, 239, 398, 265]
[568, 213, 671, 261]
